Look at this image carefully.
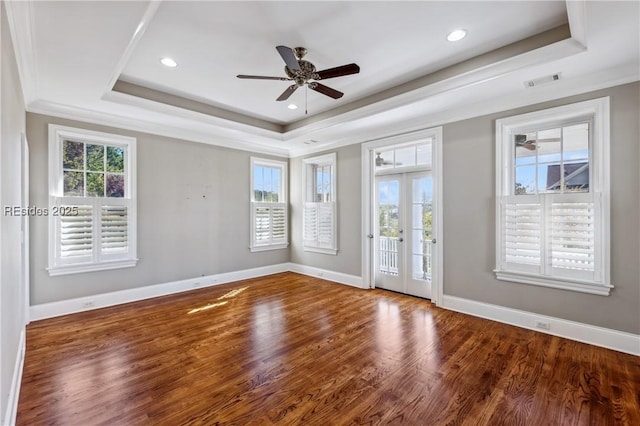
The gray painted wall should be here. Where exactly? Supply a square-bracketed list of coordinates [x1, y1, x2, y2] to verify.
[290, 143, 361, 276]
[28, 113, 289, 305]
[443, 82, 639, 334]
[1, 2, 27, 420]
[290, 82, 639, 334]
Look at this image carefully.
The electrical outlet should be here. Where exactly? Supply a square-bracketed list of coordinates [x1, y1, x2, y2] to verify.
[534, 319, 551, 330]
[82, 301, 95, 309]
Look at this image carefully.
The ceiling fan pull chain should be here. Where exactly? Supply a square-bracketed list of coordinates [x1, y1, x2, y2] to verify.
[305, 85, 308, 115]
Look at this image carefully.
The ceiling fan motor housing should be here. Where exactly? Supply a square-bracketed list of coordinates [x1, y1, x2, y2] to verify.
[285, 59, 318, 86]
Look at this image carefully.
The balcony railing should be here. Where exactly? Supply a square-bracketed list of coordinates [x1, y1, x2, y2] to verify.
[379, 236, 432, 279]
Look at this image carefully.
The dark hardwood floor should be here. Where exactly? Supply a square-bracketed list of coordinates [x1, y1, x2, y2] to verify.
[17, 272, 640, 425]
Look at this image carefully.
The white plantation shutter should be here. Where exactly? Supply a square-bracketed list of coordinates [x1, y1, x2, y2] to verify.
[60, 205, 93, 260]
[549, 193, 599, 281]
[51, 196, 135, 272]
[499, 193, 602, 283]
[254, 206, 271, 243]
[303, 204, 318, 243]
[271, 205, 287, 243]
[303, 202, 336, 252]
[317, 203, 334, 244]
[252, 203, 288, 248]
[101, 205, 129, 254]
[502, 196, 541, 269]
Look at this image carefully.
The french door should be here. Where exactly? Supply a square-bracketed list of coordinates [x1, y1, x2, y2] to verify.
[375, 171, 433, 298]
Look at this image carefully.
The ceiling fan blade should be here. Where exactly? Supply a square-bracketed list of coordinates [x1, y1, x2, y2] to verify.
[237, 75, 291, 81]
[276, 84, 299, 101]
[532, 137, 561, 143]
[316, 63, 360, 80]
[310, 82, 343, 99]
[276, 45, 300, 71]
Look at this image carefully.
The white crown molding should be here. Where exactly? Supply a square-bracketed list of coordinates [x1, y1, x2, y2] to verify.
[27, 99, 290, 158]
[566, 0, 588, 46]
[3, 329, 26, 426]
[4, 0, 38, 104]
[442, 295, 640, 356]
[103, 1, 161, 94]
[102, 89, 284, 142]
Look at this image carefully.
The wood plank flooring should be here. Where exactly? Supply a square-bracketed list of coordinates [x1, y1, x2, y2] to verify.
[17, 272, 640, 425]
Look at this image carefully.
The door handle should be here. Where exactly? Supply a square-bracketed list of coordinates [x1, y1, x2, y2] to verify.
[431, 238, 436, 244]
[367, 234, 374, 239]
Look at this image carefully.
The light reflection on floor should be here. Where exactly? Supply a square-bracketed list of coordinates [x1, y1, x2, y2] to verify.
[375, 299, 402, 360]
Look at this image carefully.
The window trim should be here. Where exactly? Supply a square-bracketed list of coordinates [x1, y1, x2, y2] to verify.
[249, 157, 289, 252]
[302, 152, 338, 255]
[494, 97, 611, 295]
[48, 124, 138, 276]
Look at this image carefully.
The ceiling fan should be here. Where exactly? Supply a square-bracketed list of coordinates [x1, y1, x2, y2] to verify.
[237, 45, 360, 102]
[515, 134, 561, 151]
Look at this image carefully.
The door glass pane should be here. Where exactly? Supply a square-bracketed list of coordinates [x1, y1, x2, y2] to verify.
[375, 150, 394, 170]
[411, 176, 432, 281]
[416, 143, 431, 166]
[378, 180, 399, 276]
[395, 146, 416, 167]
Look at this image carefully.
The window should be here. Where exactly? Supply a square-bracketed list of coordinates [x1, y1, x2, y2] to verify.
[495, 97, 611, 295]
[250, 157, 288, 252]
[48, 124, 137, 275]
[375, 144, 431, 172]
[303, 153, 337, 254]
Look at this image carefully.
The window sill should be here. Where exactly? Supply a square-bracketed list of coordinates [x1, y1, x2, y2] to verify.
[48, 259, 138, 276]
[250, 243, 289, 253]
[494, 270, 612, 296]
[303, 246, 338, 255]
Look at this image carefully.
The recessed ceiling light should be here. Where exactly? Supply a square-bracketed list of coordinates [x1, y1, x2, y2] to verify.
[160, 57, 177, 68]
[288, 104, 298, 110]
[447, 29, 467, 42]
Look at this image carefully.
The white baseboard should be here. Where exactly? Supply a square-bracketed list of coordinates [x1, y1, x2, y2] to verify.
[3, 329, 26, 426]
[288, 263, 365, 289]
[442, 295, 640, 356]
[30, 263, 290, 321]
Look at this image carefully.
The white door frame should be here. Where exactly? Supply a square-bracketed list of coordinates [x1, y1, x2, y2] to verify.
[361, 127, 443, 305]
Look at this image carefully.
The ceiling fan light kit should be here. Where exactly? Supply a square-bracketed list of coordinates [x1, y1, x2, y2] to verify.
[237, 45, 360, 109]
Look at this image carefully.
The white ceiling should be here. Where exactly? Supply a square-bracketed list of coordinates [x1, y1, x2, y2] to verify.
[119, 1, 568, 124]
[5, 1, 640, 157]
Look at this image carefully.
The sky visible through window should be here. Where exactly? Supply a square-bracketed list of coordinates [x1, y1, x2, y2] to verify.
[378, 177, 432, 205]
